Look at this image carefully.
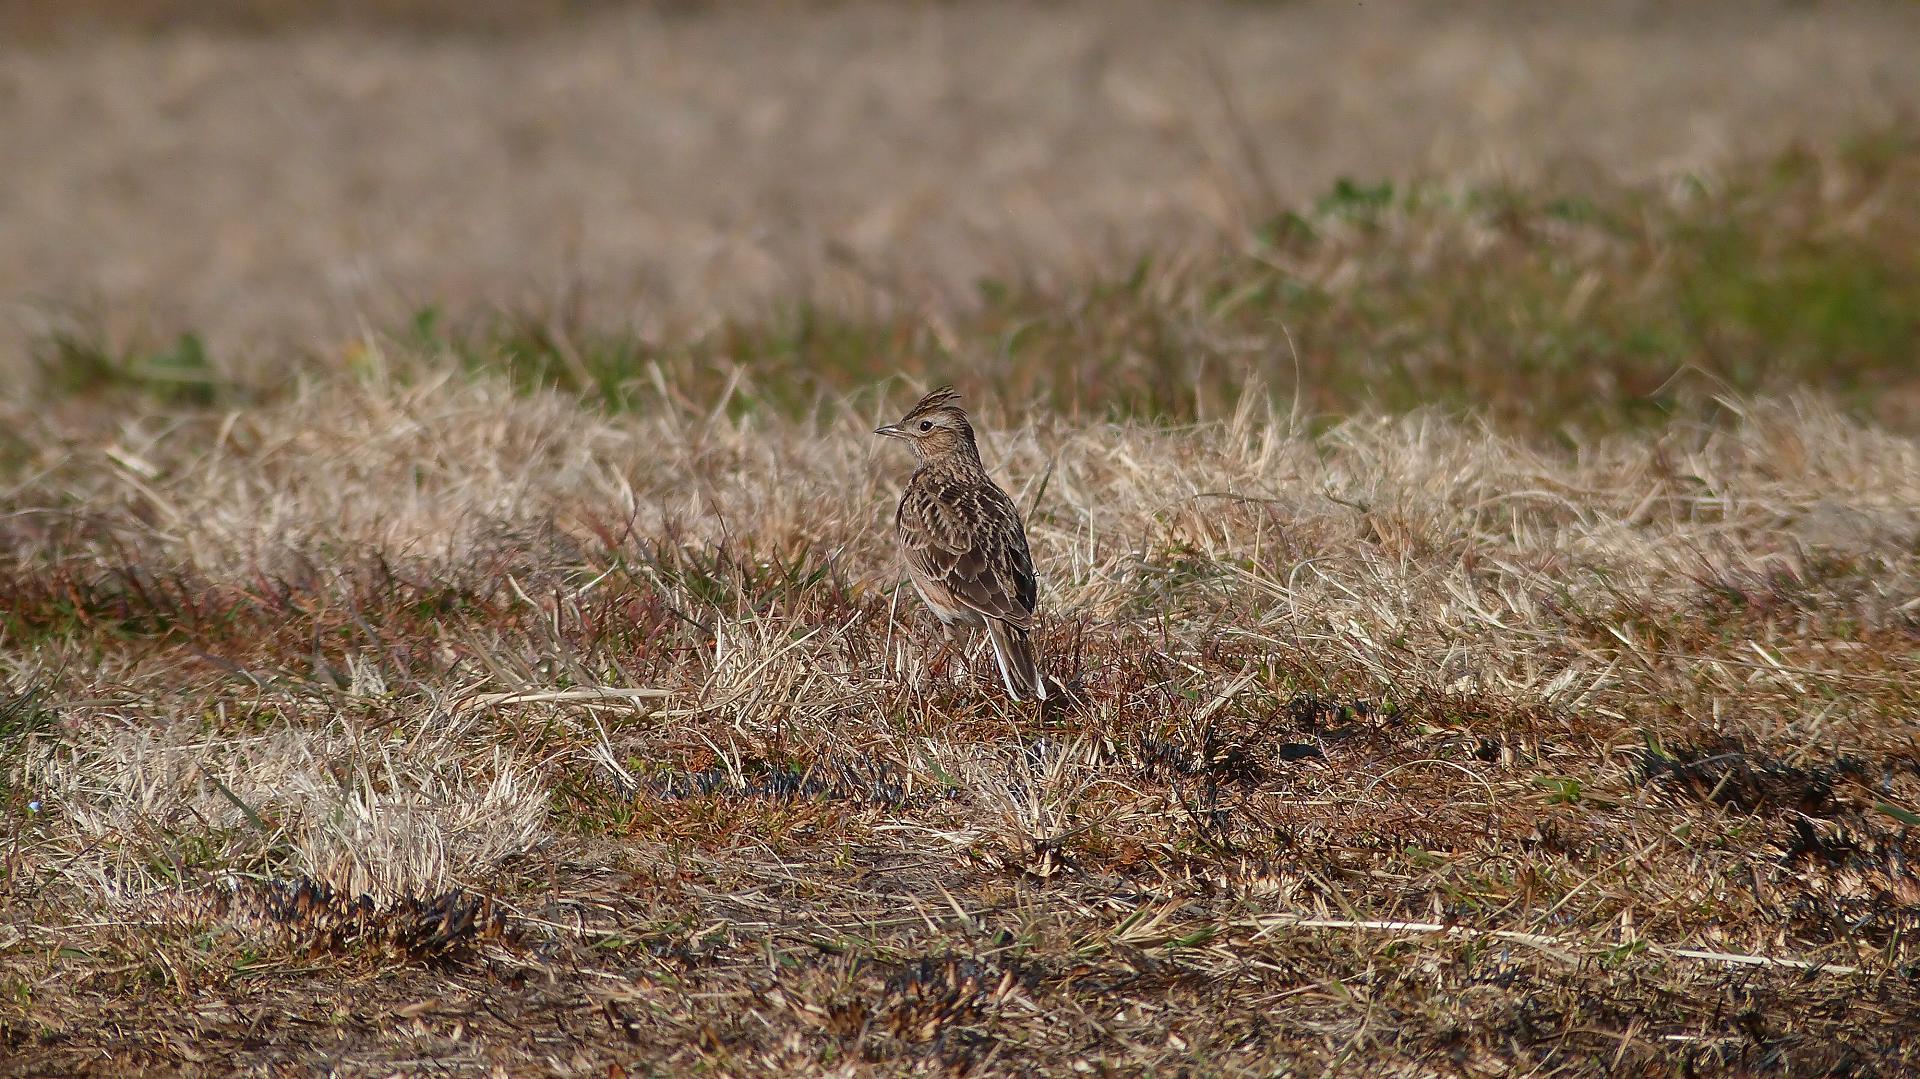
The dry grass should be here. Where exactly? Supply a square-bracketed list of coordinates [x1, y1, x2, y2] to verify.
[5, 5, 1920, 1073]
[3, 365, 1918, 1073]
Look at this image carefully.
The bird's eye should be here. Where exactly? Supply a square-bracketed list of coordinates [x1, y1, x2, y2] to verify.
[918, 420, 933, 431]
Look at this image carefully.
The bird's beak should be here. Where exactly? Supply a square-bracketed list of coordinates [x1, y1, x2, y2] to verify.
[873, 424, 907, 439]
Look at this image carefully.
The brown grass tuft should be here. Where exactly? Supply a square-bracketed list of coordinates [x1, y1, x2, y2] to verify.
[3, 371, 1918, 1072]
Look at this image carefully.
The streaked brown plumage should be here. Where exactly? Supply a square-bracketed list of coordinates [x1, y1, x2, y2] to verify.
[875, 387, 1047, 701]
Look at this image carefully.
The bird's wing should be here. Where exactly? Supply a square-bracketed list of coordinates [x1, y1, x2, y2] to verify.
[896, 473, 1037, 629]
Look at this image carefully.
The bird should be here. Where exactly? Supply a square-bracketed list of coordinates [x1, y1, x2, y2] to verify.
[875, 386, 1049, 702]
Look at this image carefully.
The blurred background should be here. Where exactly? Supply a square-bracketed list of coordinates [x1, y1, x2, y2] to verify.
[3, 0, 1918, 427]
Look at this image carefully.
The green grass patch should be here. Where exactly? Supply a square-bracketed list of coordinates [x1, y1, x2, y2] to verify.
[32, 329, 229, 408]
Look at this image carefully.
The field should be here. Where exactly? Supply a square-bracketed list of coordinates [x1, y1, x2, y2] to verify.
[5, 3, 1920, 1076]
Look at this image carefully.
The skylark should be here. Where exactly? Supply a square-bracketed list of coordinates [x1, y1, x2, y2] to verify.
[875, 386, 1049, 702]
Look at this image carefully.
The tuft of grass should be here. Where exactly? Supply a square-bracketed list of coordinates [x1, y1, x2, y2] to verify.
[0, 685, 58, 813]
[31, 329, 228, 408]
[4, 371, 1919, 1072]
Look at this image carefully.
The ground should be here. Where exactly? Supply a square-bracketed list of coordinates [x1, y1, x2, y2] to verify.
[3, 3, 1920, 1077]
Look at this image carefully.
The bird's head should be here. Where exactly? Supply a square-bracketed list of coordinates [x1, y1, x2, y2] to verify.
[874, 386, 980, 464]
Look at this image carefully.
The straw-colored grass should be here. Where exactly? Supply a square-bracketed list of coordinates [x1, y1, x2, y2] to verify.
[3, 363, 1916, 1073]
[4, 6, 1919, 1069]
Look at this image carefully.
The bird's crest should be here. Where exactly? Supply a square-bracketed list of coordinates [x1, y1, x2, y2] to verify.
[904, 386, 965, 419]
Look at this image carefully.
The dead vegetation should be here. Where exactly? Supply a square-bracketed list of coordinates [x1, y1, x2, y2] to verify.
[2, 367, 1917, 1074]
[4, 4, 1920, 1073]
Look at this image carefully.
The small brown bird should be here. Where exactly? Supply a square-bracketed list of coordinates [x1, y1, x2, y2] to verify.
[875, 387, 1048, 701]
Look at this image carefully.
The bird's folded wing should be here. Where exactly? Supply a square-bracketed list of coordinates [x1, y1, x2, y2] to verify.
[898, 484, 1037, 629]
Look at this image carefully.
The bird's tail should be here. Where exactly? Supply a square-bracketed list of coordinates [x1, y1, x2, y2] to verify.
[985, 620, 1048, 702]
